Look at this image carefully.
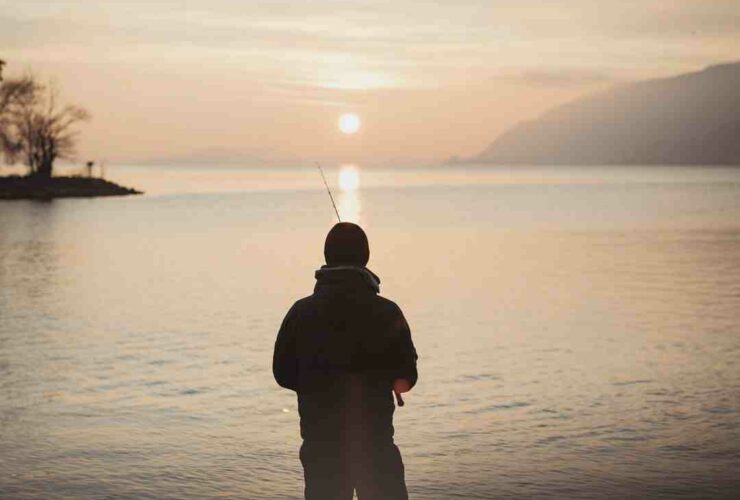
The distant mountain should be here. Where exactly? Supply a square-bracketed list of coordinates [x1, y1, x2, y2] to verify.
[473, 62, 740, 165]
[138, 147, 302, 168]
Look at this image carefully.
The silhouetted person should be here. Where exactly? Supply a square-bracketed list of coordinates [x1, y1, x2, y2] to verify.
[273, 222, 418, 500]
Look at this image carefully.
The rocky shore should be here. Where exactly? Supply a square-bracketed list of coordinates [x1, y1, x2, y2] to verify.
[0, 175, 142, 200]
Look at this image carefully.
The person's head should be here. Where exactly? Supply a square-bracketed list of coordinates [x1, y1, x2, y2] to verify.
[324, 222, 370, 267]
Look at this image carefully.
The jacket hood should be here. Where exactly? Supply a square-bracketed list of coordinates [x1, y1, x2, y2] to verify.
[314, 265, 381, 294]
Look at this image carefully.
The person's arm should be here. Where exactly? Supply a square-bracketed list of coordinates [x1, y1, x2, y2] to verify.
[392, 307, 418, 393]
[273, 305, 299, 391]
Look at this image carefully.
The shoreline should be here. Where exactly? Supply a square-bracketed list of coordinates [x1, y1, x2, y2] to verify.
[0, 175, 142, 200]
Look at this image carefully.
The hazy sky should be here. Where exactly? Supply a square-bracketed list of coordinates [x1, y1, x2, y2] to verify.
[2, 0, 738, 166]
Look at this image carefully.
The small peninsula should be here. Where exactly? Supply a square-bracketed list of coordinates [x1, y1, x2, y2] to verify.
[0, 175, 142, 200]
[1, 62, 142, 199]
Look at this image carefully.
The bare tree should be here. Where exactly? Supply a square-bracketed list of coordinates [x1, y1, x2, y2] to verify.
[1, 71, 90, 178]
[0, 76, 35, 163]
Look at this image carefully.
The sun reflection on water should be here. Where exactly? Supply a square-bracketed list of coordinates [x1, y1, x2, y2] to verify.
[337, 164, 361, 223]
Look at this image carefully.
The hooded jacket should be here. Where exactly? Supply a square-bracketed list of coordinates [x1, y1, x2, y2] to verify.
[273, 266, 418, 443]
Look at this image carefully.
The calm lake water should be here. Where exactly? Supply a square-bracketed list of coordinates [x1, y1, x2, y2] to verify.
[1, 165, 739, 499]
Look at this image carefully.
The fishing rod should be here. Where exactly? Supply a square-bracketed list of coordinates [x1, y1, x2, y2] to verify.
[395, 390, 405, 407]
[315, 162, 341, 222]
[313, 162, 406, 408]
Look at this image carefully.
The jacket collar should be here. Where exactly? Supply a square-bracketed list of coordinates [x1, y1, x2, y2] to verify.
[314, 265, 381, 294]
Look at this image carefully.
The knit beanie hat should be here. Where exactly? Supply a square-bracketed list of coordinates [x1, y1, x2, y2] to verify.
[324, 222, 370, 266]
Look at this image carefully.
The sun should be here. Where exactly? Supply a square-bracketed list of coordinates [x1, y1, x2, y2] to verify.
[338, 113, 361, 134]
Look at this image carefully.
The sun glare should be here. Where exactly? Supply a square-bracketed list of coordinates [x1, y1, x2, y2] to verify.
[338, 113, 361, 134]
[338, 164, 360, 191]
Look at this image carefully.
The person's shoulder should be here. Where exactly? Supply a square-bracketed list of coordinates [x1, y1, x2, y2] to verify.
[374, 294, 405, 317]
[288, 295, 315, 314]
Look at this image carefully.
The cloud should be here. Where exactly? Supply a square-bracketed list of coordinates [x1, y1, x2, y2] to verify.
[3, 0, 738, 87]
[2, 0, 738, 164]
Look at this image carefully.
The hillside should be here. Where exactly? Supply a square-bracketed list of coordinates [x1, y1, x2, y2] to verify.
[474, 62, 740, 165]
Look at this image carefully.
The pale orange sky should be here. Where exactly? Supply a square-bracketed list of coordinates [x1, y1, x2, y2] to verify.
[2, 0, 738, 167]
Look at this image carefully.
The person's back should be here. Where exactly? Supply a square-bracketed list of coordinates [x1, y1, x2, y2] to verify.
[273, 223, 418, 500]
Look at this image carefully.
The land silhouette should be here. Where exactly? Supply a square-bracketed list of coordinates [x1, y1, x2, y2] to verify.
[0, 175, 140, 200]
[468, 62, 740, 166]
